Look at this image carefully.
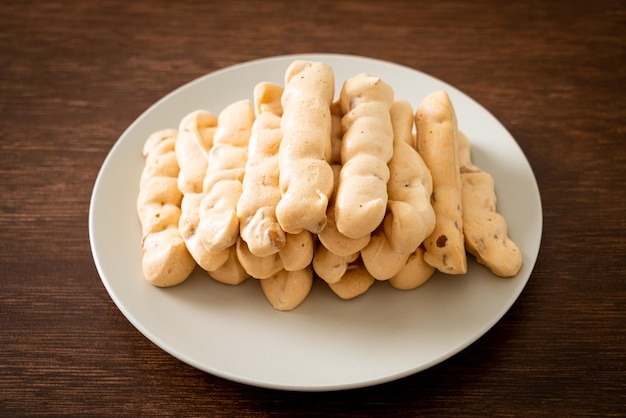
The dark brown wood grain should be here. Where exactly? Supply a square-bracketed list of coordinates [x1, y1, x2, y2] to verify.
[1, 1, 624, 416]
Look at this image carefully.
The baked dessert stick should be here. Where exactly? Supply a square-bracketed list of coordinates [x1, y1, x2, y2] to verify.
[137, 129, 195, 287]
[360, 100, 435, 281]
[175, 110, 230, 272]
[320, 110, 371, 254]
[198, 99, 255, 253]
[238, 82, 286, 257]
[260, 266, 314, 311]
[385, 100, 436, 254]
[458, 131, 522, 277]
[175, 110, 217, 194]
[276, 60, 335, 234]
[335, 73, 394, 239]
[415, 91, 467, 275]
[388, 246, 435, 290]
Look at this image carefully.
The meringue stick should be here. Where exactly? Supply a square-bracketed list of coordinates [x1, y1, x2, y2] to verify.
[415, 91, 467, 275]
[175, 110, 217, 194]
[276, 60, 335, 234]
[260, 266, 314, 311]
[361, 101, 436, 279]
[458, 131, 522, 277]
[237, 82, 286, 257]
[176, 110, 229, 272]
[137, 129, 195, 287]
[198, 99, 254, 253]
[385, 100, 435, 254]
[318, 116, 370, 257]
[316, 195, 369, 279]
[335, 73, 394, 239]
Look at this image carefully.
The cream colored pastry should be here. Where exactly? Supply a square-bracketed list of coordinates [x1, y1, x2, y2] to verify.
[318, 115, 371, 256]
[260, 266, 314, 311]
[209, 245, 250, 285]
[415, 91, 467, 275]
[175, 110, 217, 194]
[388, 246, 435, 290]
[385, 100, 436, 254]
[237, 82, 286, 257]
[327, 259, 375, 300]
[458, 131, 522, 277]
[137, 129, 196, 287]
[198, 99, 254, 253]
[356, 100, 434, 281]
[175, 110, 230, 272]
[276, 60, 335, 234]
[335, 73, 394, 239]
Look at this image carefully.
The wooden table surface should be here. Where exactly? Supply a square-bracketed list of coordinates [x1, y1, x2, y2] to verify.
[2, 1, 624, 416]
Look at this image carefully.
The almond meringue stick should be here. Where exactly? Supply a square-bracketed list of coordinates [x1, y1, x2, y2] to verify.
[276, 60, 335, 234]
[137, 129, 196, 287]
[237, 82, 287, 257]
[176, 111, 230, 273]
[335, 73, 394, 239]
[198, 99, 254, 253]
[458, 131, 522, 277]
[415, 90, 467, 275]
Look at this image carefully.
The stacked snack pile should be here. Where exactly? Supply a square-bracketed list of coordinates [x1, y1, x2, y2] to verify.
[136, 60, 522, 311]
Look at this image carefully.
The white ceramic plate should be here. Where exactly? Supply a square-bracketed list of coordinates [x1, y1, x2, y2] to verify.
[89, 54, 542, 391]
